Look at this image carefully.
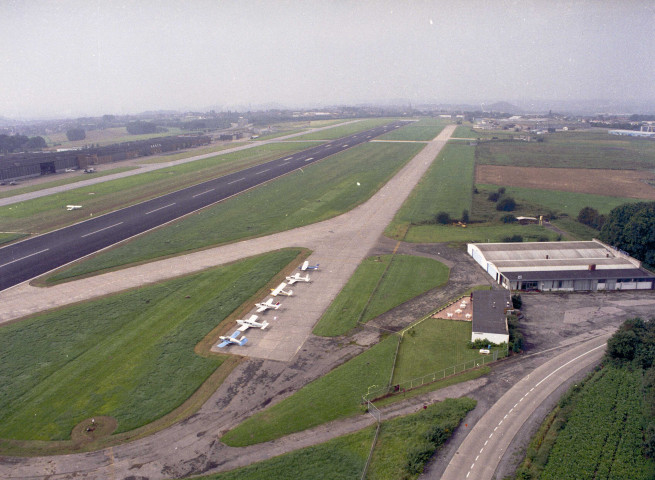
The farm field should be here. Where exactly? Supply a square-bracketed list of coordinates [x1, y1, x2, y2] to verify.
[221, 335, 400, 447]
[0, 249, 299, 444]
[46, 141, 424, 283]
[292, 118, 395, 141]
[0, 142, 315, 234]
[476, 165, 655, 200]
[313, 255, 450, 337]
[45, 126, 187, 149]
[392, 318, 500, 385]
[522, 366, 655, 480]
[386, 142, 475, 240]
[476, 130, 655, 170]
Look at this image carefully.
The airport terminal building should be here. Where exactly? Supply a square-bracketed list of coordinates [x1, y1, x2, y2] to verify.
[468, 240, 655, 292]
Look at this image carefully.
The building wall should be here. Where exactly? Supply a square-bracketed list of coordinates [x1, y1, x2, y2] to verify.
[472, 331, 509, 345]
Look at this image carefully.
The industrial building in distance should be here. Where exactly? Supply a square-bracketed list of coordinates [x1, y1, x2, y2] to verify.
[0, 135, 210, 182]
[468, 240, 655, 292]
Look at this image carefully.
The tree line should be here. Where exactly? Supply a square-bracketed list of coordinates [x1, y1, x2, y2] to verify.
[0, 134, 46, 154]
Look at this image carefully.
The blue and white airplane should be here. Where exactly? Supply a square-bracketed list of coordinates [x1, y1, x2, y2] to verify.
[217, 330, 248, 348]
[299, 261, 320, 271]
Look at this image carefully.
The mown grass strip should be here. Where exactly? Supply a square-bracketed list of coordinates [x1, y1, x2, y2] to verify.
[386, 142, 475, 240]
[313, 255, 449, 337]
[403, 223, 561, 244]
[292, 118, 395, 141]
[46, 142, 424, 283]
[0, 249, 299, 442]
[375, 121, 447, 141]
[221, 335, 400, 447]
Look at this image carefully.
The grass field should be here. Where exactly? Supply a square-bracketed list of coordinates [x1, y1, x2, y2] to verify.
[0, 249, 299, 441]
[0, 232, 27, 245]
[313, 255, 450, 337]
[518, 366, 655, 480]
[46, 142, 424, 283]
[252, 129, 308, 141]
[476, 130, 655, 170]
[292, 118, 395, 141]
[221, 335, 399, 447]
[453, 125, 518, 140]
[137, 142, 247, 163]
[404, 223, 561, 244]
[392, 319, 498, 384]
[0, 142, 315, 234]
[386, 142, 476, 240]
[376, 118, 449, 141]
[45, 126, 187, 149]
[476, 184, 642, 217]
[0, 167, 138, 200]
[195, 398, 475, 480]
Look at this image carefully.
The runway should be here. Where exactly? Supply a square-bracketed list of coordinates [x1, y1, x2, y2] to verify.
[0, 121, 408, 292]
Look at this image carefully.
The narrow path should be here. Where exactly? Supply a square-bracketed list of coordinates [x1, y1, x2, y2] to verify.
[0, 127, 456, 479]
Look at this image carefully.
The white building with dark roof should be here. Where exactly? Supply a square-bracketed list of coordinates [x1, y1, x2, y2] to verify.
[471, 290, 510, 345]
[468, 240, 655, 292]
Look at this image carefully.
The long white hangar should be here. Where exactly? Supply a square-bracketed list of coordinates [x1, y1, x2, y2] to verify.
[468, 239, 655, 292]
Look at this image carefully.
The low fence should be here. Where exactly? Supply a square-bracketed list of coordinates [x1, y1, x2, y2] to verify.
[364, 350, 498, 402]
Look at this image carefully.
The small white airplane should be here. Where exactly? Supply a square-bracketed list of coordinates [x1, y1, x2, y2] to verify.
[285, 273, 310, 285]
[271, 282, 293, 296]
[299, 260, 319, 271]
[255, 298, 281, 313]
[66, 205, 82, 211]
[217, 330, 248, 348]
[236, 314, 269, 331]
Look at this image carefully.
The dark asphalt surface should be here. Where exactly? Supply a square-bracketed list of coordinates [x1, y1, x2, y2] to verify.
[0, 121, 409, 291]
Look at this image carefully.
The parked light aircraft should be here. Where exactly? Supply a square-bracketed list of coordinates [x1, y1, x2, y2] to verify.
[217, 330, 247, 348]
[299, 260, 320, 271]
[286, 273, 310, 285]
[237, 315, 269, 331]
[66, 205, 82, 210]
[271, 282, 293, 296]
[255, 298, 281, 312]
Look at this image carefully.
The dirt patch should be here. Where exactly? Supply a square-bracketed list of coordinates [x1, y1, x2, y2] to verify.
[476, 165, 655, 200]
[70, 416, 117, 445]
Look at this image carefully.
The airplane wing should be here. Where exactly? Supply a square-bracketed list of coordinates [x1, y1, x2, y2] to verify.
[217, 340, 231, 348]
[239, 337, 248, 346]
[256, 305, 266, 313]
[300, 261, 309, 271]
[271, 283, 287, 296]
[248, 314, 259, 322]
[237, 324, 249, 332]
[286, 277, 297, 285]
[230, 330, 241, 339]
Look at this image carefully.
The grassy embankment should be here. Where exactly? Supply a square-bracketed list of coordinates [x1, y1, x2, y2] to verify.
[0, 249, 300, 450]
[313, 254, 449, 337]
[0, 232, 28, 245]
[0, 142, 315, 234]
[45, 141, 424, 283]
[192, 398, 475, 480]
[292, 118, 396, 141]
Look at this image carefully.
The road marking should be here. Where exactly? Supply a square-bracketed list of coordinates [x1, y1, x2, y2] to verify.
[281, 161, 290, 166]
[228, 177, 245, 185]
[499, 419, 503, 425]
[0, 248, 49, 268]
[514, 403, 518, 408]
[304, 157, 314, 162]
[484, 440, 488, 446]
[342, 144, 348, 147]
[193, 189, 214, 198]
[466, 472, 470, 478]
[489, 433, 493, 438]
[480, 448, 484, 454]
[494, 426, 498, 431]
[81, 222, 123, 237]
[145, 203, 175, 215]
[283, 157, 293, 160]
[475, 455, 479, 461]
[504, 414, 508, 419]
[535, 344, 606, 388]
[256, 168, 270, 175]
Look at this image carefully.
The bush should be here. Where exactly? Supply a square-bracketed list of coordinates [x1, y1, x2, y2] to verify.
[488, 192, 500, 202]
[468, 338, 498, 349]
[503, 234, 523, 242]
[66, 128, 86, 141]
[496, 196, 516, 211]
[435, 211, 451, 224]
[405, 444, 434, 474]
[461, 209, 469, 224]
[578, 206, 605, 230]
[511, 294, 522, 309]
[501, 214, 517, 223]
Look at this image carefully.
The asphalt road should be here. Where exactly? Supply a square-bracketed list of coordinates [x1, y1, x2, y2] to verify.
[0, 121, 408, 291]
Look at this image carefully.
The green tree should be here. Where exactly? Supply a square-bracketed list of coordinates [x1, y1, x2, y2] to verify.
[461, 209, 469, 223]
[66, 128, 86, 141]
[599, 202, 655, 267]
[435, 211, 451, 224]
[496, 196, 516, 211]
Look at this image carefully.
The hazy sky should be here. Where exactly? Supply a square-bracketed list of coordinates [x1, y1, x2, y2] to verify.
[2, 0, 654, 118]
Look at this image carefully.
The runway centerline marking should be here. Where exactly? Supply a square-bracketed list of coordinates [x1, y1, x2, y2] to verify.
[193, 189, 214, 198]
[145, 203, 175, 215]
[81, 222, 123, 238]
[255, 169, 270, 175]
[228, 178, 246, 185]
[304, 157, 314, 162]
[0, 248, 50, 268]
[283, 157, 293, 160]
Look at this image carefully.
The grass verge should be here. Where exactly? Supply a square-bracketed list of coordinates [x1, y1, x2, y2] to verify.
[0, 249, 300, 444]
[45, 142, 424, 283]
[376, 119, 448, 141]
[403, 223, 561, 244]
[292, 118, 395, 141]
[313, 255, 449, 337]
